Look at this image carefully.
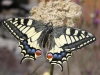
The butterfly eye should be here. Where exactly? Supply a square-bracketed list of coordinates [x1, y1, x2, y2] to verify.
[35, 49, 41, 56]
[47, 53, 53, 59]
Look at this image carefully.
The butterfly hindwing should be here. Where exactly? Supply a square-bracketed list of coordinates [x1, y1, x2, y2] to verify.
[46, 35, 72, 71]
[3, 18, 47, 62]
[47, 26, 96, 71]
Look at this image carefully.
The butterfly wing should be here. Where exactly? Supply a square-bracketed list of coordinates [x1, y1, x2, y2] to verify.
[47, 26, 96, 71]
[3, 18, 47, 63]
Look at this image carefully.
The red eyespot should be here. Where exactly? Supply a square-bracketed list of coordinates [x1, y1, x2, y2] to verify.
[47, 53, 53, 59]
[36, 50, 41, 56]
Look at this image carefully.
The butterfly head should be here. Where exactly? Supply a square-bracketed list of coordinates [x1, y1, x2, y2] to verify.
[45, 22, 53, 34]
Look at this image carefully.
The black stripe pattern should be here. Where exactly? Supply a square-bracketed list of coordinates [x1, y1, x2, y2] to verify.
[2, 18, 96, 71]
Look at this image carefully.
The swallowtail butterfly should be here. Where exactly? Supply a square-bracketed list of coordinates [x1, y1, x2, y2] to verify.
[3, 18, 96, 71]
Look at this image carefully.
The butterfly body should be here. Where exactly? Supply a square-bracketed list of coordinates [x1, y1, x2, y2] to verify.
[3, 18, 96, 71]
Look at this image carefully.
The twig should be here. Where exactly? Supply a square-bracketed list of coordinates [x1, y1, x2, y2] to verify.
[50, 64, 54, 75]
[67, 61, 70, 75]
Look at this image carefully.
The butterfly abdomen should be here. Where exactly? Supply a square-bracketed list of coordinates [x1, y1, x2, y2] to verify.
[43, 25, 53, 48]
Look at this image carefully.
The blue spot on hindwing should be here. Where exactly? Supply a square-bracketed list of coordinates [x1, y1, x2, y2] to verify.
[23, 41, 27, 45]
[53, 54, 58, 59]
[31, 49, 36, 53]
[25, 45, 29, 49]
[27, 49, 31, 53]
[61, 51, 66, 57]
[58, 55, 62, 59]
[22, 40, 37, 56]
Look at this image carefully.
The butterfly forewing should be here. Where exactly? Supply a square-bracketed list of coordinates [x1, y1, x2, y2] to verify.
[63, 27, 96, 51]
[3, 18, 46, 62]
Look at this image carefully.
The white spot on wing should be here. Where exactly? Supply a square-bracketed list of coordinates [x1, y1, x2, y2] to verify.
[62, 57, 67, 61]
[74, 30, 78, 35]
[21, 19, 24, 24]
[90, 39, 92, 41]
[19, 26, 26, 31]
[86, 35, 89, 38]
[7, 18, 13, 21]
[66, 35, 71, 44]
[82, 31, 85, 34]
[27, 20, 33, 26]
[65, 49, 70, 51]
[84, 42, 86, 45]
[71, 48, 75, 50]
[80, 44, 83, 47]
[79, 36, 82, 40]
[74, 36, 79, 41]
[66, 28, 70, 35]
[13, 21, 17, 25]
[59, 35, 67, 46]
[57, 61, 62, 65]
[70, 36, 75, 42]
[93, 38, 95, 40]
[10, 21, 12, 23]
[15, 18, 18, 20]
[81, 34, 85, 38]
[88, 33, 93, 36]
[17, 25, 22, 29]
[87, 41, 89, 43]
[21, 49, 26, 54]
